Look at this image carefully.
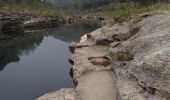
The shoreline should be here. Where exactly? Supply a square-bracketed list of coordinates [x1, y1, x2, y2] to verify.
[0, 11, 106, 40]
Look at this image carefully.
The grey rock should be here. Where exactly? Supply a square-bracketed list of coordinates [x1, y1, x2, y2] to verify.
[37, 88, 81, 100]
[109, 11, 170, 99]
[128, 12, 170, 94]
[87, 23, 139, 45]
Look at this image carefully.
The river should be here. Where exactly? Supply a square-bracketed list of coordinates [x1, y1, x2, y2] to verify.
[0, 22, 98, 100]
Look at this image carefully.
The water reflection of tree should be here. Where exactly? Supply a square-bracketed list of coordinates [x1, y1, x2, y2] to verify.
[0, 22, 98, 71]
[0, 33, 44, 71]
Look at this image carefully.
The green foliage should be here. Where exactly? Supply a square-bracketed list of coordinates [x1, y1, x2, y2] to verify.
[88, 2, 170, 23]
[67, 0, 170, 10]
[0, 0, 54, 13]
[0, 0, 169, 19]
[72, 0, 112, 9]
[48, 0, 113, 10]
[113, 0, 170, 3]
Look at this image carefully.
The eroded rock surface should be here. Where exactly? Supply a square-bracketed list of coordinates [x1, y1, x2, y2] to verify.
[109, 11, 170, 99]
[37, 88, 81, 100]
[88, 56, 111, 66]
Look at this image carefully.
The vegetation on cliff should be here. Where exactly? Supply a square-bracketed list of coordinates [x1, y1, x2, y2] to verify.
[0, 0, 170, 18]
[43, 0, 170, 23]
[0, 0, 60, 16]
[87, 1, 170, 23]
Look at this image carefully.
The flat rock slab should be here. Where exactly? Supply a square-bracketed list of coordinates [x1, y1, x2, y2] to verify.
[76, 71, 118, 100]
[37, 88, 81, 100]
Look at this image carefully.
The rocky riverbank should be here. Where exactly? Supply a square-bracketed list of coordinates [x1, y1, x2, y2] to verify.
[38, 11, 170, 100]
[0, 11, 106, 40]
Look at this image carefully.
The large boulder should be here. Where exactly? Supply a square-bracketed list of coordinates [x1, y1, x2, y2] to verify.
[128, 12, 170, 94]
[109, 11, 170, 99]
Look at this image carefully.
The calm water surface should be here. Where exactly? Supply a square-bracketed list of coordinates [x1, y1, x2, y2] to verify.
[0, 23, 98, 100]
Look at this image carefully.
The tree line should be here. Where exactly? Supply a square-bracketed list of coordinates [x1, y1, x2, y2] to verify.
[114, 0, 170, 3]
[58, 0, 170, 9]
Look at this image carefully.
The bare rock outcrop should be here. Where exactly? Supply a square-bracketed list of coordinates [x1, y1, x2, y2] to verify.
[109, 11, 170, 99]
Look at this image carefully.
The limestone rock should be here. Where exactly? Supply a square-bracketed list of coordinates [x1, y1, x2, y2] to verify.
[127, 12, 170, 95]
[109, 11, 170, 99]
[37, 88, 81, 100]
[87, 23, 139, 45]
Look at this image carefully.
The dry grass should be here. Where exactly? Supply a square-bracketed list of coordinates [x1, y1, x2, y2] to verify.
[88, 3, 170, 23]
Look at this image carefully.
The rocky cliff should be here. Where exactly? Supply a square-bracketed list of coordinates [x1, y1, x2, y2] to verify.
[37, 11, 170, 100]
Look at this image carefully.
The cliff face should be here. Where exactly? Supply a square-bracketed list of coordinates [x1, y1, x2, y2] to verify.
[37, 11, 170, 100]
